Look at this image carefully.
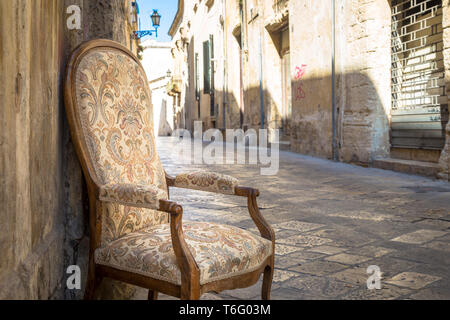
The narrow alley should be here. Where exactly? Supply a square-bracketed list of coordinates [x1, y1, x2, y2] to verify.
[1, 0, 450, 304]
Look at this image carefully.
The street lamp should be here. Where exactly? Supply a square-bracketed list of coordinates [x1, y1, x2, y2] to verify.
[132, 9, 161, 40]
[151, 9, 161, 28]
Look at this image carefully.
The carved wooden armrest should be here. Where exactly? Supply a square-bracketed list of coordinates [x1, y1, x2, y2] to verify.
[166, 171, 274, 244]
[99, 183, 168, 210]
[234, 186, 275, 244]
[167, 170, 239, 195]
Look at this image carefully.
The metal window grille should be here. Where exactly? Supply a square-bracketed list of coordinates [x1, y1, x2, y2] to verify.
[391, 0, 448, 149]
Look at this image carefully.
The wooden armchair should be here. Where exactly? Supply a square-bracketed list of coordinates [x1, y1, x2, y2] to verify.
[64, 39, 275, 300]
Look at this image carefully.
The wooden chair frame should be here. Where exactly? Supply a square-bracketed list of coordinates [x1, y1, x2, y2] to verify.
[64, 39, 275, 300]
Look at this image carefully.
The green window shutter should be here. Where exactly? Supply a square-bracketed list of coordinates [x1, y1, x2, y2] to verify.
[209, 34, 215, 116]
[209, 35, 214, 92]
[203, 40, 211, 94]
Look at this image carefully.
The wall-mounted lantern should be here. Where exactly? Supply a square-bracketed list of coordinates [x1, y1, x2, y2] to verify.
[132, 9, 161, 40]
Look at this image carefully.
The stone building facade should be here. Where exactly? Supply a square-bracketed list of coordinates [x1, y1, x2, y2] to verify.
[169, 0, 450, 180]
[141, 40, 175, 136]
[0, 0, 143, 299]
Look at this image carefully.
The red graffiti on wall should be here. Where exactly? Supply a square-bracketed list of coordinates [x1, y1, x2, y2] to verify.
[294, 64, 307, 80]
[294, 64, 307, 101]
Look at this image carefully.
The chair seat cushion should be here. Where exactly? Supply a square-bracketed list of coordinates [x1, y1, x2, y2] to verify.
[95, 221, 272, 285]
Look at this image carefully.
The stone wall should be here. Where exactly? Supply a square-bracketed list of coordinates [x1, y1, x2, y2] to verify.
[224, 0, 245, 130]
[336, 0, 391, 163]
[288, 0, 333, 158]
[0, 0, 141, 299]
[0, 0, 65, 299]
[141, 41, 175, 136]
[284, 0, 391, 162]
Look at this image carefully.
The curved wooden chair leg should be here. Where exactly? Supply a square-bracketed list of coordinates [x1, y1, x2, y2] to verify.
[148, 290, 158, 300]
[180, 292, 200, 300]
[179, 278, 200, 300]
[180, 286, 201, 300]
[261, 263, 274, 300]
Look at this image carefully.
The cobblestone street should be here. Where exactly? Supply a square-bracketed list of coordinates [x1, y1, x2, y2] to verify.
[154, 137, 450, 300]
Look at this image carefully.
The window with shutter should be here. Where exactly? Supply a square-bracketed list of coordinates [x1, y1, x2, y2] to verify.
[209, 34, 215, 116]
[203, 40, 211, 94]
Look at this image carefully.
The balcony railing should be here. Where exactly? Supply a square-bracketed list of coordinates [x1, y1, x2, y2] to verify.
[167, 77, 182, 95]
[273, 0, 288, 13]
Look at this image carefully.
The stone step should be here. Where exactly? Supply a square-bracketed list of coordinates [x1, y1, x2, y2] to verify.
[271, 140, 291, 151]
[373, 157, 440, 178]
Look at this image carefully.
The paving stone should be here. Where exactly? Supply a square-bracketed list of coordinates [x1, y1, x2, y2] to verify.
[421, 241, 450, 252]
[351, 245, 395, 258]
[413, 219, 450, 231]
[325, 253, 371, 265]
[275, 251, 325, 269]
[408, 287, 450, 300]
[422, 208, 450, 219]
[272, 220, 325, 232]
[282, 196, 322, 203]
[200, 293, 226, 300]
[391, 229, 447, 244]
[328, 211, 394, 222]
[158, 293, 178, 300]
[341, 284, 412, 300]
[275, 244, 305, 256]
[210, 201, 241, 209]
[369, 257, 421, 279]
[289, 260, 348, 276]
[305, 227, 376, 248]
[308, 245, 347, 255]
[437, 233, 450, 242]
[273, 269, 301, 283]
[285, 276, 355, 298]
[271, 287, 317, 300]
[330, 267, 369, 286]
[277, 235, 333, 248]
[385, 272, 441, 289]
[275, 229, 304, 239]
[221, 214, 252, 224]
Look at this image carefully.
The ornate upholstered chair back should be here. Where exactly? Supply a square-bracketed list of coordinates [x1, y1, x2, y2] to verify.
[67, 41, 168, 246]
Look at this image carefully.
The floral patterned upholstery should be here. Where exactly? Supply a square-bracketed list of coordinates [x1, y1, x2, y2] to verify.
[101, 203, 169, 246]
[74, 48, 169, 245]
[99, 183, 168, 210]
[174, 171, 239, 195]
[95, 221, 273, 285]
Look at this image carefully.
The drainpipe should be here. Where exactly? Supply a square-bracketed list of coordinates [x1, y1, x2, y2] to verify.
[259, 34, 264, 130]
[239, 1, 245, 127]
[222, 0, 227, 129]
[331, 0, 338, 161]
